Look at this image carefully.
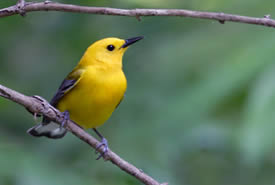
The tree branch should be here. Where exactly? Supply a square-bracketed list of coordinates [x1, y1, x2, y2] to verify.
[15, 0, 26, 16]
[0, 1, 274, 28]
[0, 84, 165, 185]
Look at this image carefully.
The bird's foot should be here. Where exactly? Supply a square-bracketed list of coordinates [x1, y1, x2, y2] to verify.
[95, 137, 109, 160]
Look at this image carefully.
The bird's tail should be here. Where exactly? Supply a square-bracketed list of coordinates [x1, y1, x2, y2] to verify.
[27, 117, 67, 139]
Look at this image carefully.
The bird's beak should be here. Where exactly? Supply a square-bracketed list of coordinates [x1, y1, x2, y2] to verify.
[121, 36, 144, 48]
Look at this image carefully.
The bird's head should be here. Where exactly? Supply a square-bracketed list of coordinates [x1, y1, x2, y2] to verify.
[80, 36, 143, 68]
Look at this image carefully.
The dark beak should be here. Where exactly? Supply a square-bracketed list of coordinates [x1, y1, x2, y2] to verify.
[121, 36, 144, 48]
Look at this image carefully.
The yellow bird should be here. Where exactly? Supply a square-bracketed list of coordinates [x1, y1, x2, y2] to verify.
[27, 36, 143, 159]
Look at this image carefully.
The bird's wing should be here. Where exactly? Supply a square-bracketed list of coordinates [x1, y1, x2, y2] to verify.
[27, 68, 85, 139]
[50, 68, 84, 107]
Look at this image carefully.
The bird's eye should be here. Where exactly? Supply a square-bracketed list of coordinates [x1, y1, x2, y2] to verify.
[107, 45, 115, 51]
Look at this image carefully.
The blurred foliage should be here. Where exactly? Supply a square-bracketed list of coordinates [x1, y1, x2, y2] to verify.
[1, 0, 275, 185]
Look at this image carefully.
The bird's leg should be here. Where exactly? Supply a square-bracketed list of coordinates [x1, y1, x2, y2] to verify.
[60, 110, 69, 129]
[93, 128, 109, 160]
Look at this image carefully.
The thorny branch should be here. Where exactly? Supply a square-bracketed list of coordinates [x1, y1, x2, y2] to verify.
[0, 1, 274, 28]
[0, 84, 166, 185]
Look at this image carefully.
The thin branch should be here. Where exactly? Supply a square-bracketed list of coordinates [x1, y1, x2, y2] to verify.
[0, 1, 274, 28]
[0, 84, 165, 185]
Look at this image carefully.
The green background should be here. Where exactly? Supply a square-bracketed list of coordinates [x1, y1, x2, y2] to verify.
[1, 0, 275, 185]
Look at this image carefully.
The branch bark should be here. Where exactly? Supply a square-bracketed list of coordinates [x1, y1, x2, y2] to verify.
[0, 84, 165, 185]
[15, 0, 26, 16]
[0, 1, 275, 28]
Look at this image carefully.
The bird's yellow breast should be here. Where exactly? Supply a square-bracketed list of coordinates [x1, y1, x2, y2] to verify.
[57, 66, 127, 129]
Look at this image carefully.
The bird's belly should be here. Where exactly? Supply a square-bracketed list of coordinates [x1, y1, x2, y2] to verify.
[57, 75, 126, 129]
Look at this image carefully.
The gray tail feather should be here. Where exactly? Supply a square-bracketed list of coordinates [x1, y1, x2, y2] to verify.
[27, 122, 67, 139]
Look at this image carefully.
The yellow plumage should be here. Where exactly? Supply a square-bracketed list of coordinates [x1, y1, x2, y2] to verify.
[57, 60, 127, 129]
[56, 38, 128, 129]
[28, 36, 143, 143]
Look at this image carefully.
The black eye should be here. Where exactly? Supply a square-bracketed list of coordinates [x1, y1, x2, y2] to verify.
[107, 45, 115, 51]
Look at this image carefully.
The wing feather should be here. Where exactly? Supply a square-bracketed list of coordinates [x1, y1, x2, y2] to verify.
[27, 68, 84, 139]
[50, 68, 84, 107]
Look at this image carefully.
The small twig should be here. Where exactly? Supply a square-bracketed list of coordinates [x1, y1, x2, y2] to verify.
[0, 84, 163, 185]
[0, 1, 275, 28]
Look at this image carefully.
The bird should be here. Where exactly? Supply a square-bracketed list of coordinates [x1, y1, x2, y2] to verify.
[27, 36, 143, 159]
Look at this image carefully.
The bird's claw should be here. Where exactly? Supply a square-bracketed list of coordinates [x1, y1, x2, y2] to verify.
[95, 137, 109, 160]
[60, 110, 69, 129]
